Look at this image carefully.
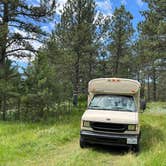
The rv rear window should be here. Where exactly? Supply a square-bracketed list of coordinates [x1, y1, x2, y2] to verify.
[88, 94, 136, 112]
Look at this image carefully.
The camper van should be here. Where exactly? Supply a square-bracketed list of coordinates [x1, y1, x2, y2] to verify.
[80, 78, 143, 152]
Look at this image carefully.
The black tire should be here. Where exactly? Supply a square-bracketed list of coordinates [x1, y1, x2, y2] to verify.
[132, 132, 141, 153]
[132, 143, 140, 153]
[80, 137, 87, 148]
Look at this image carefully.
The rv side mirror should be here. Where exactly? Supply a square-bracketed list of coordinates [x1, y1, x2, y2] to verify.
[140, 99, 146, 112]
[73, 94, 78, 106]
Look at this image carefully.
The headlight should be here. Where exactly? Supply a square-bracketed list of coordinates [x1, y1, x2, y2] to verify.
[83, 121, 90, 127]
[128, 124, 136, 131]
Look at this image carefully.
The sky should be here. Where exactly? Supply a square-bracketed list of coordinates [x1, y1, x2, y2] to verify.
[13, 0, 148, 71]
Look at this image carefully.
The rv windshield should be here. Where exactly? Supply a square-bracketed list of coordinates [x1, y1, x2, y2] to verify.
[88, 95, 136, 112]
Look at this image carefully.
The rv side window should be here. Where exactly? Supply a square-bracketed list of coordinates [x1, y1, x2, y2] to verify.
[88, 94, 136, 112]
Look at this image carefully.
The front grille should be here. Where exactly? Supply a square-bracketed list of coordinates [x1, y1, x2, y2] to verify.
[90, 122, 127, 132]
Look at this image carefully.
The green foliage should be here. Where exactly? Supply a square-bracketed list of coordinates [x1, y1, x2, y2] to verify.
[137, 0, 166, 101]
[0, 60, 20, 94]
[0, 60, 21, 120]
[21, 52, 68, 121]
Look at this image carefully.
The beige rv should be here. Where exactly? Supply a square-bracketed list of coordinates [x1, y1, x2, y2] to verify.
[80, 78, 143, 152]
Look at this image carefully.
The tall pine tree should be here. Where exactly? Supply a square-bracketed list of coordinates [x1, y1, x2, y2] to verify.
[109, 5, 134, 77]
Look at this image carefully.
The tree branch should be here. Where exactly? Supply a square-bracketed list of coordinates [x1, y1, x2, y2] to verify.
[6, 37, 43, 48]
[6, 48, 37, 54]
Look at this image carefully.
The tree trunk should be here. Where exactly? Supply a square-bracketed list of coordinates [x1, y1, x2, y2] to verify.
[2, 94, 7, 121]
[88, 56, 93, 80]
[0, 3, 8, 120]
[147, 74, 150, 101]
[74, 53, 80, 95]
[102, 61, 106, 77]
[115, 49, 120, 75]
[0, 2, 8, 67]
[152, 67, 157, 101]
[17, 98, 21, 120]
[140, 80, 145, 98]
[114, 30, 122, 76]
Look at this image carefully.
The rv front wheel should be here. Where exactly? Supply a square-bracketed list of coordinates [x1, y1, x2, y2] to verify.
[80, 137, 87, 148]
[132, 143, 140, 153]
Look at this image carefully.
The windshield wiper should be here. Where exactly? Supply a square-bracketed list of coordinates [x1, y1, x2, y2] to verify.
[88, 105, 101, 108]
[123, 109, 135, 112]
[88, 106, 107, 110]
[110, 107, 132, 111]
[111, 107, 134, 112]
[89, 105, 101, 108]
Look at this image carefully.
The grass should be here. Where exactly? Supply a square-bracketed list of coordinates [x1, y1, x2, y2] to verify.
[0, 102, 166, 166]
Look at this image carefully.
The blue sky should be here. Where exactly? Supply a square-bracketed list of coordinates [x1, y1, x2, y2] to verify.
[97, 0, 148, 29]
[14, 0, 148, 72]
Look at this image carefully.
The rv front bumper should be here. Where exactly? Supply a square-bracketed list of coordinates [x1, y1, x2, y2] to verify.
[80, 130, 140, 146]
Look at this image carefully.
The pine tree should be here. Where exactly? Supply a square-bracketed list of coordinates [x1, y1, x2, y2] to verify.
[109, 5, 134, 77]
[22, 52, 61, 121]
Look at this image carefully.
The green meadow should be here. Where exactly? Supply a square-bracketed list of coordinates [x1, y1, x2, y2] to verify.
[0, 102, 166, 166]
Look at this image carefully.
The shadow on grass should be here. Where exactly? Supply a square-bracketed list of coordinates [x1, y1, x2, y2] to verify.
[89, 144, 130, 155]
[86, 124, 164, 155]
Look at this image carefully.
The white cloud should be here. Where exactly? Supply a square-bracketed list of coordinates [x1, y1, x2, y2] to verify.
[56, 0, 113, 17]
[12, 28, 42, 50]
[9, 52, 35, 63]
[49, 21, 55, 30]
[8, 28, 42, 63]
[41, 25, 50, 32]
[121, 0, 127, 5]
[13, 28, 27, 37]
[93, 11, 100, 23]
[96, 0, 113, 17]
[56, 0, 67, 15]
[136, 0, 144, 7]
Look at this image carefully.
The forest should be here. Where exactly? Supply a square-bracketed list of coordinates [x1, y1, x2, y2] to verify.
[0, 0, 165, 121]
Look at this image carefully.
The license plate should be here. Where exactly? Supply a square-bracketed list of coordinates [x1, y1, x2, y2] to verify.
[127, 138, 137, 144]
